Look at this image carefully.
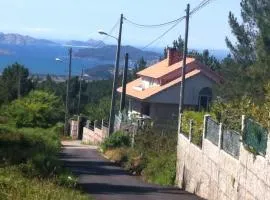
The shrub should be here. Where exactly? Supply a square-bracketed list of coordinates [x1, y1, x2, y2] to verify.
[101, 131, 131, 151]
[0, 166, 89, 200]
[0, 124, 63, 177]
[6, 91, 64, 128]
[142, 152, 176, 186]
[182, 111, 207, 146]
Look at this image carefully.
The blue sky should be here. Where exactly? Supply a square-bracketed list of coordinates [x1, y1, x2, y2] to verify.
[0, 0, 241, 50]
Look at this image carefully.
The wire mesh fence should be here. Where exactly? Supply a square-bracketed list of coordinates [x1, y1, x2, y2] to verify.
[205, 117, 219, 146]
[222, 129, 240, 158]
[243, 118, 268, 156]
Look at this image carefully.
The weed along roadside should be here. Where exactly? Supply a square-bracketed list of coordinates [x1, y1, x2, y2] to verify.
[100, 130, 177, 186]
[0, 91, 91, 200]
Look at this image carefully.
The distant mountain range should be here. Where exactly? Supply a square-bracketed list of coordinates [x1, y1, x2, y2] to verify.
[0, 32, 161, 63]
[0, 32, 57, 46]
[74, 45, 161, 62]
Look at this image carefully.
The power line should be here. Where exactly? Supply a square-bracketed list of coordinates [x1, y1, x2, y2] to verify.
[124, 16, 185, 28]
[93, 19, 120, 48]
[190, 0, 213, 15]
[141, 17, 185, 50]
[141, 0, 215, 49]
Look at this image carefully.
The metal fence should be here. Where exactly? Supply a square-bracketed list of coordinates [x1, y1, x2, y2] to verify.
[243, 118, 268, 156]
[205, 118, 219, 146]
[222, 129, 240, 158]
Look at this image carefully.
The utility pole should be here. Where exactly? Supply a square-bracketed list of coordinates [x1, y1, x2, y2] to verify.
[108, 13, 123, 135]
[120, 53, 129, 112]
[64, 47, 72, 135]
[77, 68, 83, 115]
[178, 4, 190, 132]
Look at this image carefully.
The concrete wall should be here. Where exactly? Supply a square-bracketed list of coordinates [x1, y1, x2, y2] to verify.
[82, 125, 108, 145]
[176, 123, 270, 200]
[148, 73, 215, 105]
[70, 120, 78, 139]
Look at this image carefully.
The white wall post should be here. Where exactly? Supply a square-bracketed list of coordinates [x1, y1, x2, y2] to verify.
[189, 119, 193, 143]
[241, 115, 246, 142]
[94, 120, 97, 130]
[203, 114, 210, 139]
[178, 113, 183, 134]
[218, 122, 223, 149]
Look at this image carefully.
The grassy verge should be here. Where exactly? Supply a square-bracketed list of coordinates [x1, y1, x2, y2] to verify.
[0, 123, 90, 200]
[0, 167, 89, 200]
[101, 131, 177, 186]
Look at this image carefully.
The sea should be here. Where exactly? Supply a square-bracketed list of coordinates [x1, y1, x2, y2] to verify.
[0, 44, 113, 76]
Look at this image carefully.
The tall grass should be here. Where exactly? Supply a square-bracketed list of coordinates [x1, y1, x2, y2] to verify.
[0, 123, 90, 199]
[0, 167, 89, 200]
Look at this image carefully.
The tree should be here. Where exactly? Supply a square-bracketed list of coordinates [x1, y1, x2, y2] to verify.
[0, 63, 33, 103]
[131, 57, 147, 80]
[6, 91, 64, 128]
[163, 36, 184, 59]
[189, 49, 221, 71]
[219, 0, 270, 101]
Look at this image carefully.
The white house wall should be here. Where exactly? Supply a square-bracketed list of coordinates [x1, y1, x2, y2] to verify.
[148, 74, 215, 105]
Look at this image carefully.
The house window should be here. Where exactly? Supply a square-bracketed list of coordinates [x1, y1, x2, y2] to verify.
[198, 87, 212, 110]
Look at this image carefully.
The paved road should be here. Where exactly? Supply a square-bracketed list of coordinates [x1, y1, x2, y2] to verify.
[60, 140, 201, 200]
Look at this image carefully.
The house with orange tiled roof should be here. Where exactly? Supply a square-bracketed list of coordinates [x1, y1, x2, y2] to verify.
[117, 48, 223, 121]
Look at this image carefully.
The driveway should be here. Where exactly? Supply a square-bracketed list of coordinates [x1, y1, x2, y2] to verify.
[60, 140, 201, 200]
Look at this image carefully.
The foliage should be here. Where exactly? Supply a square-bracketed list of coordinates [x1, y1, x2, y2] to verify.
[0, 124, 63, 176]
[102, 128, 177, 185]
[182, 111, 207, 146]
[0, 63, 34, 104]
[142, 152, 176, 186]
[101, 131, 131, 151]
[0, 166, 89, 200]
[5, 91, 64, 128]
[211, 96, 267, 131]
[220, 0, 270, 102]
[84, 96, 111, 121]
[189, 49, 221, 71]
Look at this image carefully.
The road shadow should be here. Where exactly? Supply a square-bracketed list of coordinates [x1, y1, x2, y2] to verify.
[60, 147, 202, 200]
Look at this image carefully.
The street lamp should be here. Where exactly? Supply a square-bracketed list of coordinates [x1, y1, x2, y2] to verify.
[55, 48, 72, 136]
[98, 13, 123, 135]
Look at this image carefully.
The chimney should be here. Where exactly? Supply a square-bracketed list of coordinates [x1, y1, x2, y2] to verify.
[167, 48, 182, 66]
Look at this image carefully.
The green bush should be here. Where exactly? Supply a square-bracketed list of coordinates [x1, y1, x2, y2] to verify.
[0, 167, 89, 200]
[182, 111, 207, 146]
[101, 131, 131, 151]
[0, 124, 63, 177]
[6, 90, 64, 128]
[142, 152, 176, 186]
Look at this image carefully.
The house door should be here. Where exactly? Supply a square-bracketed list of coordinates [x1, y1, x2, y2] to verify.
[198, 87, 212, 110]
[141, 103, 150, 116]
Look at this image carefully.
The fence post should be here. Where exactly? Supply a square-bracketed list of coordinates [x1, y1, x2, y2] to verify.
[241, 115, 246, 141]
[218, 123, 223, 149]
[86, 120, 90, 129]
[189, 119, 193, 143]
[203, 114, 210, 139]
[94, 120, 97, 130]
[178, 113, 183, 134]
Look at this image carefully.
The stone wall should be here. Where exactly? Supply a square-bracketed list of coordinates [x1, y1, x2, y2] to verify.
[176, 116, 270, 200]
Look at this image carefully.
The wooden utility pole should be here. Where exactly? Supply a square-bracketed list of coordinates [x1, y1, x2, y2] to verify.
[64, 47, 72, 135]
[108, 13, 123, 135]
[120, 53, 129, 112]
[178, 4, 190, 133]
[77, 68, 83, 115]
